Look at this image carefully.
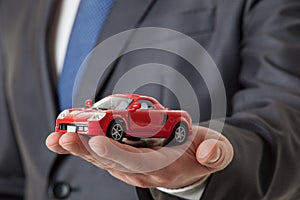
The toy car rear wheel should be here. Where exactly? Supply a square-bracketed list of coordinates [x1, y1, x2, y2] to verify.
[107, 119, 126, 142]
[172, 123, 188, 144]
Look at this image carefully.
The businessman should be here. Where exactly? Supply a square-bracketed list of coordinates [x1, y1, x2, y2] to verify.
[1, 0, 300, 199]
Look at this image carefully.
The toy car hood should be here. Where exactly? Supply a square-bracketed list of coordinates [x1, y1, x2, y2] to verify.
[63, 109, 105, 122]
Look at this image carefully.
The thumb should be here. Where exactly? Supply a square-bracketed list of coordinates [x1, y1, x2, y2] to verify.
[196, 138, 233, 171]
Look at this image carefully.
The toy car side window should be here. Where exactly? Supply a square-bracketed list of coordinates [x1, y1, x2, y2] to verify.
[115, 101, 128, 110]
[138, 100, 154, 110]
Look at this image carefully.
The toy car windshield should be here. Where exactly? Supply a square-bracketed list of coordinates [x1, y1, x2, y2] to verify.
[92, 96, 133, 110]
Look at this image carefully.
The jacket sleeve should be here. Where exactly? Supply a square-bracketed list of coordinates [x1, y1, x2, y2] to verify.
[202, 0, 300, 199]
[137, 0, 300, 199]
[0, 26, 25, 199]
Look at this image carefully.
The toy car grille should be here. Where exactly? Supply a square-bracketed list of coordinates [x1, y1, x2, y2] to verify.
[78, 125, 88, 132]
[59, 124, 68, 130]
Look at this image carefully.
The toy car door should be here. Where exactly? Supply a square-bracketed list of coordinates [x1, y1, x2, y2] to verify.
[128, 99, 164, 136]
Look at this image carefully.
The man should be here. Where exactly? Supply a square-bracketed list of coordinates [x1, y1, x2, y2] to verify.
[1, 0, 300, 200]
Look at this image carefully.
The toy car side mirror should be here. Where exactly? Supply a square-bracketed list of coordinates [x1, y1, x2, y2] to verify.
[85, 99, 93, 108]
[129, 102, 141, 112]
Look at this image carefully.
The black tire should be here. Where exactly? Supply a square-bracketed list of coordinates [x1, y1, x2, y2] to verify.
[171, 123, 188, 144]
[107, 119, 126, 142]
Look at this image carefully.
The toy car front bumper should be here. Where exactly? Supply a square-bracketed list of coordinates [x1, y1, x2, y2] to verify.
[56, 121, 106, 136]
[57, 123, 89, 134]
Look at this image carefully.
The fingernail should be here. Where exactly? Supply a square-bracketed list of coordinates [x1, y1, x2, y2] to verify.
[90, 143, 106, 156]
[199, 148, 211, 159]
[208, 148, 221, 163]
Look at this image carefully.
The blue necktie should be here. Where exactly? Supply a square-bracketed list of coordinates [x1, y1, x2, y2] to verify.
[58, 0, 115, 111]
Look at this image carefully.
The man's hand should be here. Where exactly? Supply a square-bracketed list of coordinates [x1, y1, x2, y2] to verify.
[46, 126, 233, 189]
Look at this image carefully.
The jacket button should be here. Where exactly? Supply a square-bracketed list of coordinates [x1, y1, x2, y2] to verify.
[52, 182, 71, 199]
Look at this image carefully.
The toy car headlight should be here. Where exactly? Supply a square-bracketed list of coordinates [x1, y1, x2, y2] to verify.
[88, 113, 106, 121]
[57, 110, 69, 119]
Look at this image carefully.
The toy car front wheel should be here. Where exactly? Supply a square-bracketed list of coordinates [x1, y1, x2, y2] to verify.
[172, 123, 188, 144]
[107, 119, 126, 142]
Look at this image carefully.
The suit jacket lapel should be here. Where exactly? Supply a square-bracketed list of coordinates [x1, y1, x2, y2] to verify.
[6, 0, 61, 183]
[40, 0, 63, 175]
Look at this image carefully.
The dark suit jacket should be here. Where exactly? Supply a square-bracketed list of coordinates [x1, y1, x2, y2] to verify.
[1, 0, 300, 199]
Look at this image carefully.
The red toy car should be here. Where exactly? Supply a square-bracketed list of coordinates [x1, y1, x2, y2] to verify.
[56, 94, 192, 144]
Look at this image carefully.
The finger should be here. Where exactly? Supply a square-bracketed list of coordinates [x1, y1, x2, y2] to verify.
[88, 136, 179, 173]
[88, 136, 146, 172]
[193, 126, 224, 141]
[58, 133, 130, 170]
[46, 132, 70, 154]
[59, 132, 90, 155]
[196, 138, 233, 171]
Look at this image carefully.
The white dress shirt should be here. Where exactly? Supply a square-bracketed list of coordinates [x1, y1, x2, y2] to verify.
[53, 1, 206, 199]
[54, 0, 80, 74]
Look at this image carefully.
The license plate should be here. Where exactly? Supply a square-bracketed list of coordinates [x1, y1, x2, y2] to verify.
[67, 125, 77, 133]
